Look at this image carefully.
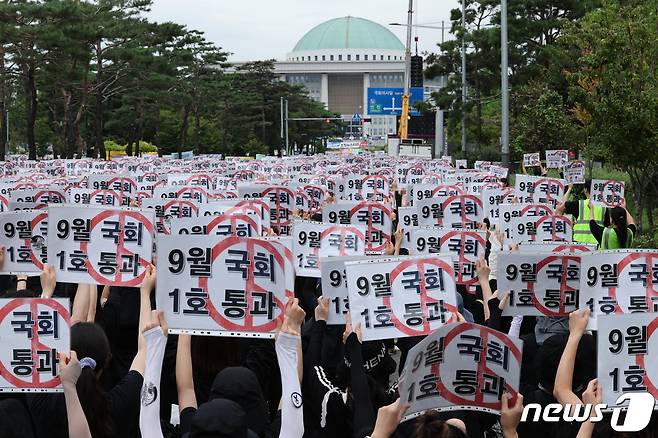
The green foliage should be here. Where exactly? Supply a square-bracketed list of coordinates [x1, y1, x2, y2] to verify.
[509, 82, 576, 159]
[103, 140, 125, 152]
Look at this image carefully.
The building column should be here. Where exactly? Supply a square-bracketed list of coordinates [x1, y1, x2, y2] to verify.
[320, 73, 329, 109]
[362, 73, 370, 116]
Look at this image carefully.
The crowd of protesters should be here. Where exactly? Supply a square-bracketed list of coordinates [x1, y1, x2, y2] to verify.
[0, 176, 655, 438]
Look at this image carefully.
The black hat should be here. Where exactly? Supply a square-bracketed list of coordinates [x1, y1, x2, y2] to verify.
[185, 399, 258, 438]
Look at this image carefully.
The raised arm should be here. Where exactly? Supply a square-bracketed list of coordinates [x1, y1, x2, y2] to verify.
[176, 334, 197, 411]
[276, 297, 305, 438]
[475, 258, 493, 322]
[553, 309, 590, 412]
[40, 264, 57, 299]
[59, 351, 92, 438]
[139, 310, 168, 438]
[131, 264, 156, 375]
[70, 283, 91, 325]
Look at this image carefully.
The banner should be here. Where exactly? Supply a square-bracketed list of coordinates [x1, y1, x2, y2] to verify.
[580, 250, 658, 328]
[292, 220, 366, 277]
[46, 205, 155, 286]
[590, 179, 625, 207]
[597, 313, 658, 408]
[398, 322, 522, 417]
[345, 255, 459, 341]
[497, 252, 581, 316]
[406, 227, 486, 288]
[0, 210, 48, 274]
[156, 235, 294, 337]
[0, 298, 70, 392]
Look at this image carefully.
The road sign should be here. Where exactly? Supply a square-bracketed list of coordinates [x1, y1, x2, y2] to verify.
[367, 87, 424, 116]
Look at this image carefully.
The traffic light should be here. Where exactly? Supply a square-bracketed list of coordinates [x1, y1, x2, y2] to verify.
[410, 55, 424, 88]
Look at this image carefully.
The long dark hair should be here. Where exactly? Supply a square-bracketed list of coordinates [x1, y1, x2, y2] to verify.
[70, 322, 113, 438]
[610, 207, 629, 247]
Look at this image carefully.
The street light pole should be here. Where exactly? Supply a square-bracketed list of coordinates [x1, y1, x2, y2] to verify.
[284, 99, 290, 156]
[461, 0, 467, 157]
[501, 0, 510, 167]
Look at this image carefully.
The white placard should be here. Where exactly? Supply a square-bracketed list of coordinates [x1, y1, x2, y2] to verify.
[0, 210, 48, 274]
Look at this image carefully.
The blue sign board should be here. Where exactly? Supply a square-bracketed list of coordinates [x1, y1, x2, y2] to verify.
[367, 87, 424, 116]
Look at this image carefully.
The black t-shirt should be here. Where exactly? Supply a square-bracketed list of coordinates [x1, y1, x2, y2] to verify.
[27, 370, 143, 438]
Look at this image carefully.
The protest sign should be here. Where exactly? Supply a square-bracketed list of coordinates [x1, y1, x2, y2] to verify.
[545, 150, 569, 169]
[319, 255, 375, 325]
[489, 165, 509, 180]
[455, 159, 467, 169]
[406, 227, 486, 288]
[481, 187, 515, 222]
[409, 184, 463, 206]
[0, 210, 48, 274]
[46, 205, 155, 286]
[564, 161, 586, 185]
[345, 255, 459, 341]
[597, 313, 658, 408]
[499, 203, 554, 241]
[417, 194, 483, 230]
[154, 186, 208, 203]
[590, 179, 625, 207]
[87, 174, 137, 195]
[323, 201, 393, 254]
[580, 250, 658, 328]
[156, 235, 294, 338]
[0, 298, 70, 392]
[170, 214, 261, 237]
[397, 207, 419, 231]
[166, 173, 213, 189]
[398, 322, 522, 417]
[523, 153, 540, 167]
[69, 188, 128, 206]
[497, 252, 581, 316]
[9, 188, 67, 210]
[292, 220, 367, 277]
[514, 175, 565, 209]
[360, 175, 390, 202]
[240, 185, 294, 236]
[141, 198, 200, 234]
[516, 242, 596, 254]
[507, 215, 572, 244]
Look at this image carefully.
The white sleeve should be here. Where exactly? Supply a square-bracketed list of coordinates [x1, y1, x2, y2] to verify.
[139, 327, 167, 438]
[276, 332, 304, 438]
[508, 315, 523, 338]
[488, 232, 502, 280]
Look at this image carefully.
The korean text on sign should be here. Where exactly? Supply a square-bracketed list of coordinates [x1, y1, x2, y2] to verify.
[345, 255, 459, 341]
[0, 210, 48, 274]
[597, 313, 658, 408]
[46, 205, 155, 286]
[156, 235, 294, 338]
[398, 322, 522, 418]
[0, 298, 70, 392]
[497, 252, 581, 317]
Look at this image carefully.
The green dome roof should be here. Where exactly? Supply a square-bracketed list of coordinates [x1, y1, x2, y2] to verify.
[293, 16, 405, 52]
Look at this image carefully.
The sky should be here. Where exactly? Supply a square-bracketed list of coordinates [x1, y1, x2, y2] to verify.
[147, 0, 457, 62]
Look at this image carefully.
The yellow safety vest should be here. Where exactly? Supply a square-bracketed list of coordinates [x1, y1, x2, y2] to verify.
[573, 200, 604, 244]
[600, 227, 634, 250]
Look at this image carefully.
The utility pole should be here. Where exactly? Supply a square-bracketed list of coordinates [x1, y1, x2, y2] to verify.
[461, 0, 467, 156]
[501, 0, 510, 167]
[398, 0, 414, 142]
[284, 99, 289, 156]
[279, 97, 284, 157]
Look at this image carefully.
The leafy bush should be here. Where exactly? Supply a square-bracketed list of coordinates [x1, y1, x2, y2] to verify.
[104, 140, 125, 152]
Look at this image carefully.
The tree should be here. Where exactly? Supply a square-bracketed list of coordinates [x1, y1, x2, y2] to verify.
[509, 81, 576, 159]
[564, 0, 658, 229]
